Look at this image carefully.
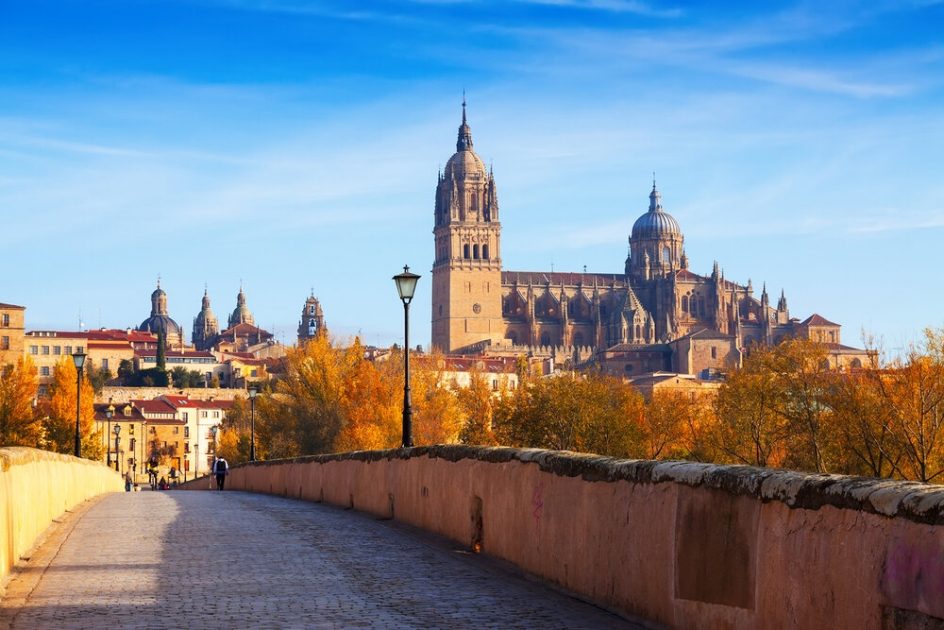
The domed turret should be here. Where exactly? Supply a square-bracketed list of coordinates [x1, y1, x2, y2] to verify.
[627, 178, 685, 281]
[631, 181, 683, 239]
[228, 286, 255, 328]
[138, 278, 183, 345]
[192, 287, 219, 350]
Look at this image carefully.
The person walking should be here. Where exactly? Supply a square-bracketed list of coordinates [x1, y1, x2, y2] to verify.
[213, 456, 229, 491]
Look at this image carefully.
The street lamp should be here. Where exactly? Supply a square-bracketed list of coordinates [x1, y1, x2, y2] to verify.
[210, 425, 218, 471]
[72, 350, 87, 457]
[113, 424, 121, 472]
[248, 386, 258, 462]
[393, 265, 420, 448]
[105, 405, 114, 466]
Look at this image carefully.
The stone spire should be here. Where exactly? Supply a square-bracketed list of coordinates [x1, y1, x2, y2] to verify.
[649, 176, 662, 212]
[457, 95, 473, 152]
[777, 289, 788, 312]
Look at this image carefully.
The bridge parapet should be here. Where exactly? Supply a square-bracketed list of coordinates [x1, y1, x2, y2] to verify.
[0, 447, 123, 589]
[184, 447, 944, 628]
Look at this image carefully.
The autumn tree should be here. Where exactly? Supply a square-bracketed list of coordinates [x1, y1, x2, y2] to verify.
[711, 344, 790, 468]
[494, 373, 644, 458]
[40, 358, 104, 460]
[641, 390, 709, 461]
[822, 369, 900, 478]
[457, 369, 499, 446]
[255, 334, 347, 458]
[871, 329, 944, 482]
[335, 339, 400, 451]
[0, 356, 41, 446]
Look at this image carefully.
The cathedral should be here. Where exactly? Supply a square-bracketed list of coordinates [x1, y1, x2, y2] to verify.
[431, 103, 867, 376]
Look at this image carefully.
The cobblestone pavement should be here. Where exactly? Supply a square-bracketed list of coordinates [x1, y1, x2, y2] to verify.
[0, 490, 645, 629]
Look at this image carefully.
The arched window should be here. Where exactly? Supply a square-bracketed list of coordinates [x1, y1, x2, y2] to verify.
[473, 244, 480, 259]
[463, 244, 470, 259]
[540, 332, 551, 346]
[681, 296, 689, 313]
[662, 246, 670, 264]
[506, 332, 518, 345]
[635, 324, 641, 339]
[850, 358, 863, 369]
[482, 244, 489, 260]
[471, 194, 478, 212]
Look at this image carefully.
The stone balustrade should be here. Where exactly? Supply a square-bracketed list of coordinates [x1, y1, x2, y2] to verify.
[0, 447, 123, 589]
[182, 446, 944, 628]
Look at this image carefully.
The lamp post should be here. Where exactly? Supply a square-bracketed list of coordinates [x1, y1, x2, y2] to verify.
[105, 405, 114, 466]
[248, 386, 258, 462]
[393, 265, 420, 448]
[72, 351, 87, 457]
[210, 425, 218, 471]
[113, 424, 121, 472]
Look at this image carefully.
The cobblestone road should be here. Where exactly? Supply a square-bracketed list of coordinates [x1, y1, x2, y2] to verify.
[0, 490, 644, 629]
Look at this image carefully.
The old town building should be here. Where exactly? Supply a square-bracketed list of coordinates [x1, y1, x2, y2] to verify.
[430, 103, 869, 376]
[0, 303, 26, 374]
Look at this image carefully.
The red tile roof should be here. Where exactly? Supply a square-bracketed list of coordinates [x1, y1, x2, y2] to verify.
[800, 314, 840, 327]
[131, 399, 178, 415]
[0, 303, 25, 310]
[136, 349, 216, 359]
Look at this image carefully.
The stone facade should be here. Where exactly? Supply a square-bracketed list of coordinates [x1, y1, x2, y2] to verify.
[0, 303, 25, 374]
[430, 105, 869, 375]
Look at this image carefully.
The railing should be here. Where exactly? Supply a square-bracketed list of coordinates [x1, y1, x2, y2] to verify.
[181, 446, 944, 629]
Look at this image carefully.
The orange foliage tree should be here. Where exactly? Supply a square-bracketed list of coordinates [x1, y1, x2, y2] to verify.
[40, 358, 103, 460]
[0, 356, 41, 446]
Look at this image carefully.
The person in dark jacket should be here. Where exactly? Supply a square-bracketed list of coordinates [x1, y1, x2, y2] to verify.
[213, 457, 229, 491]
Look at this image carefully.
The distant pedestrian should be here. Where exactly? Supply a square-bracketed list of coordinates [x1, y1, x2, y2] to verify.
[158, 476, 168, 491]
[213, 456, 229, 491]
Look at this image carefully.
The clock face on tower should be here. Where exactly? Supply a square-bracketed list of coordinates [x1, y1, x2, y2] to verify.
[472, 303, 482, 314]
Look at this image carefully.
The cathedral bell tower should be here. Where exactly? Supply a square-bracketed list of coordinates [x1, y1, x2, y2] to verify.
[431, 99, 503, 353]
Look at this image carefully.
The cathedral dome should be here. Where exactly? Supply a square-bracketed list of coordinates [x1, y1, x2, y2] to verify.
[139, 279, 181, 340]
[631, 182, 682, 239]
[444, 149, 486, 179]
[139, 314, 182, 338]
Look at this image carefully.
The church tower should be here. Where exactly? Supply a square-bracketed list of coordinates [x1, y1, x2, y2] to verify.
[227, 286, 255, 328]
[298, 291, 326, 344]
[192, 287, 219, 350]
[431, 99, 503, 353]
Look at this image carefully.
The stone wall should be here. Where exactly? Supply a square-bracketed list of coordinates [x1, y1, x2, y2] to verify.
[0, 448, 123, 590]
[98, 386, 241, 404]
[180, 447, 944, 629]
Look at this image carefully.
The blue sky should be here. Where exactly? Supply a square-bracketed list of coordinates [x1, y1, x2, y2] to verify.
[1, 0, 942, 354]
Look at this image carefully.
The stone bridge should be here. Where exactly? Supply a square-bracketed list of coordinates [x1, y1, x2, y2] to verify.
[2, 446, 943, 629]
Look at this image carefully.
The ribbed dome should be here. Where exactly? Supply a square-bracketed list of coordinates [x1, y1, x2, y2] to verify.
[631, 183, 682, 239]
[444, 150, 486, 179]
[139, 314, 182, 338]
